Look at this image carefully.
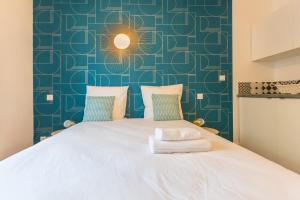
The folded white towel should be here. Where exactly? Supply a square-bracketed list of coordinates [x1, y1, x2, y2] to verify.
[154, 128, 202, 141]
[149, 136, 211, 154]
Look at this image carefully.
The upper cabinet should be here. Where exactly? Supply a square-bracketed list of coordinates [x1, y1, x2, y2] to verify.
[252, 1, 300, 61]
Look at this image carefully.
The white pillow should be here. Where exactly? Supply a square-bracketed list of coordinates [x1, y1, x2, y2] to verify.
[141, 84, 183, 119]
[86, 86, 129, 120]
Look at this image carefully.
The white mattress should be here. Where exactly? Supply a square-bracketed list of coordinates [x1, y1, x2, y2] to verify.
[0, 119, 299, 200]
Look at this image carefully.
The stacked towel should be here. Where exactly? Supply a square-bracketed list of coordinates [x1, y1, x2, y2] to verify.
[149, 136, 211, 154]
[149, 128, 212, 154]
[154, 128, 202, 141]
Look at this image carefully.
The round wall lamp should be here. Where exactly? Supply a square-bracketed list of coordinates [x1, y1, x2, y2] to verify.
[114, 33, 130, 50]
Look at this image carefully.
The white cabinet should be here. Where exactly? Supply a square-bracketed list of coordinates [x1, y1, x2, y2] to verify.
[252, 1, 300, 61]
[292, 5, 300, 48]
[239, 98, 278, 161]
[275, 100, 300, 173]
[239, 98, 300, 174]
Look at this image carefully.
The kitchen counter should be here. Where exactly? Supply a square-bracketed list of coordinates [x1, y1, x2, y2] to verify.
[237, 94, 300, 99]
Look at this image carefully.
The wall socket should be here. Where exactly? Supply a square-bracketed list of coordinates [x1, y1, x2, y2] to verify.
[197, 93, 204, 100]
[46, 94, 54, 101]
[219, 75, 226, 81]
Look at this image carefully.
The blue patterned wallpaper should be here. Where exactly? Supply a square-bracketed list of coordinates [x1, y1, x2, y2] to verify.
[33, 0, 232, 143]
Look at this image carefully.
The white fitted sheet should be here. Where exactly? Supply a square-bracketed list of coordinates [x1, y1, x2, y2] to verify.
[0, 119, 299, 200]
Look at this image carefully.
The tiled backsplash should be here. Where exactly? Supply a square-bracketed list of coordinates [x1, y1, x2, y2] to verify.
[238, 80, 300, 95]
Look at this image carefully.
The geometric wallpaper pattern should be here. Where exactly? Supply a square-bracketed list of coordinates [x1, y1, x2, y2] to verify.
[33, 0, 232, 143]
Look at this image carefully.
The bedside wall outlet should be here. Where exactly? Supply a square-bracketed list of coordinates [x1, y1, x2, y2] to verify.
[197, 93, 204, 100]
[219, 75, 226, 81]
[46, 94, 54, 102]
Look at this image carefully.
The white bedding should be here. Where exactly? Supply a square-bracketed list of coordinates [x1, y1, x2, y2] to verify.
[0, 119, 299, 200]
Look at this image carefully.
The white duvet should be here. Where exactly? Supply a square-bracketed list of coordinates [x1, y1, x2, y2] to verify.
[0, 119, 299, 200]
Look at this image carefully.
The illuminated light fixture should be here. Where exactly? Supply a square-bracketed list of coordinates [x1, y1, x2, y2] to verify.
[114, 33, 130, 49]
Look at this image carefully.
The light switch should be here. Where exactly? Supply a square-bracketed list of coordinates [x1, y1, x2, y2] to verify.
[219, 75, 226, 81]
[47, 94, 54, 101]
[197, 93, 204, 100]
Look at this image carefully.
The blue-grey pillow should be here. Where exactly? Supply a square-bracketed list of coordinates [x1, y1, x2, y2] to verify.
[152, 94, 181, 121]
[83, 96, 115, 122]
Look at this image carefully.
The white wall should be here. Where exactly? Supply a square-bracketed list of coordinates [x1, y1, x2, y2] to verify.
[0, 0, 33, 160]
[233, 0, 300, 143]
[232, 0, 274, 143]
[273, 55, 300, 81]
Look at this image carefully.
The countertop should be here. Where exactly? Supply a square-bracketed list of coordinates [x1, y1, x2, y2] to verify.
[237, 94, 300, 99]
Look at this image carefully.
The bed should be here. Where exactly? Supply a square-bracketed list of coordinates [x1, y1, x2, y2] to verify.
[0, 119, 299, 200]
